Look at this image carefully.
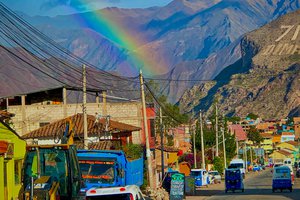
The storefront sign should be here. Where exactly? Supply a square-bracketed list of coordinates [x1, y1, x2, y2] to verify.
[0, 141, 8, 154]
[5, 143, 14, 159]
[170, 173, 185, 200]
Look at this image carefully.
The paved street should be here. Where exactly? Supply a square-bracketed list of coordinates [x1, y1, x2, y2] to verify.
[186, 168, 300, 200]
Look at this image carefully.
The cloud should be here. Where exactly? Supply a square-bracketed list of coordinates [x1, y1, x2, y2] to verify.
[40, 0, 99, 12]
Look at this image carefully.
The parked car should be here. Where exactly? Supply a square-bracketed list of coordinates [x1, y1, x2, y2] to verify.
[253, 165, 262, 172]
[208, 171, 222, 184]
[85, 185, 146, 200]
[296, 169, 300, 178]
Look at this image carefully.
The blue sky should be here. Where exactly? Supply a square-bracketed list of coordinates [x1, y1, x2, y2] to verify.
[0, 0, 173, 16]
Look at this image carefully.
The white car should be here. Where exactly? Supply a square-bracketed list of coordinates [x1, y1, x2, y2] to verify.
[208, 171, 222, 183]
[86, 185, 146, 200]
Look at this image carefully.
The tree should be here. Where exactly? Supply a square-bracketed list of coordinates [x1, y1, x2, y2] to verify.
[213, 157, 224, 174]
[124, 144, 143, 160]
[226, 116, 241, 124]
[247, 126, 263, 145]
[247, 113, 259, 120]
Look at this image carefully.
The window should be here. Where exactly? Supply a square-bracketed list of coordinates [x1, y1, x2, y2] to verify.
[39, 122, 50, 127]
[14, 159, 23, 185]
[150, 119, 155, 137]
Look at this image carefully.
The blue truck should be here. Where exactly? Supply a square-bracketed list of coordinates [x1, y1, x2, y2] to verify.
[77, 150, 144, 190]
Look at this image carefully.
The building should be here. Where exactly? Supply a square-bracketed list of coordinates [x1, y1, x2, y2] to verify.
[270, 149, 294, 163]
[280, 132, 295, 143]
[260, 132, 273, 154]
[3, 87, 152, 145]
[21, 113, 141, 149]
[0, 120, 26, 200]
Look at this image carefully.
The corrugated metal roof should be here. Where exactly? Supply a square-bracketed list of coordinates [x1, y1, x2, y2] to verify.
[21, 113, 140, 139]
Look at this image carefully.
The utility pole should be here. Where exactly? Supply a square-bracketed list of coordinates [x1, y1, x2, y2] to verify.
[222, 127, 227, 168]
[244, 142, 248, 173]
[200, 111, 205, 169]
[139, 70, 154, 189]
[83, 64, 88, 150]
[215, 104, 219, 157]
[250, 146, 253, 165]
[236, 138, 239, 158]
[160, 107, 164, 180]
[193, 124, 197, 168]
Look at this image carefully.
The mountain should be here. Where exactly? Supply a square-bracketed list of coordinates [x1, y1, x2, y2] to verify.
[18, 0, 300, 102]
[3, 0, 300, 102]
[179, 9, 300, 119]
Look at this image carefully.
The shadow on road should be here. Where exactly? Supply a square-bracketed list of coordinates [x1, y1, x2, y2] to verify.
[188, 188, 300, 200]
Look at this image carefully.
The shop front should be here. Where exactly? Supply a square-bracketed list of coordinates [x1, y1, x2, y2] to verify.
[0, 121, 26, 200]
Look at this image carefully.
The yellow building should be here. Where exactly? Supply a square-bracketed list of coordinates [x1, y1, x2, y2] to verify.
[276, 141, 298, 152]
[260, 133, 273, 153]
[155, 146, 179, 171]
[0, 120, 26, 200]
[270, 149, 294, 163]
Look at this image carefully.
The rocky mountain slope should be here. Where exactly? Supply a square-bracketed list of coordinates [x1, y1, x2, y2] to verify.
[179, 9, 300, 119]
[19, 0, 300, 102]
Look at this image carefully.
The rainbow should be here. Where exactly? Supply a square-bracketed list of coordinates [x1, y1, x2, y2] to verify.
[72, 3, 168, 76]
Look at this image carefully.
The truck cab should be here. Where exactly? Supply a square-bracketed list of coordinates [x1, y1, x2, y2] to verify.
[20, 144, 84, 200]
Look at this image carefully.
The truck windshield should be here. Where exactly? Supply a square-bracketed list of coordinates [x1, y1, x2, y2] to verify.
[23, 148, 68, 195]
[79, 160, 115, 184]
[229, 163, 243, 169]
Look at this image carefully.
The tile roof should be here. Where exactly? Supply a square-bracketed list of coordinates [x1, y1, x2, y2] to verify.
[282, 132, 294, 136]
[277, 149, 292, 156]
[22, 113, 140, 139]
[260, 132, 273, 138]
[0, 110, 14, 120]
[75, 140, 120, 150]
[228, 124, 247, 141]
[286, 141, 299, 146]
[155, 145, 179, 152]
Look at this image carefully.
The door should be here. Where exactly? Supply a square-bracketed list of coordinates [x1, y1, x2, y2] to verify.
[4, 161, 7, 200]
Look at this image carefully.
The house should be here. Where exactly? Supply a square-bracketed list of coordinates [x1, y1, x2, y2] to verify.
[280, 132, 295, 143]
[276, 141, 300, 162]
[270, 149, 294, 163]
[294, 120, 300, 140]
[276, 141, 299, 151]
[3, 87, 153, 145]
[21, 113, 141, 150]
[272, 135, 281, 146]
[260, 132, 273, 154]
[155, 146, 179, 174]
[0, 119, 26, 200]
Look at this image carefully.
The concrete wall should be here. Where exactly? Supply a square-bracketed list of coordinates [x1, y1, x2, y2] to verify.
[8, 102, 143, 144]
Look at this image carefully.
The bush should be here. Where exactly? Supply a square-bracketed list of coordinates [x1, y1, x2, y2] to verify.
[213, 157, 224, 174]
[124, 143, 143, 160]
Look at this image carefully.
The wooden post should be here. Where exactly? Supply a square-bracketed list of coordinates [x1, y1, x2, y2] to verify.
[83, 65, 88, 150]
[102, 91, 107, 116]
[21, 95, 27, 135]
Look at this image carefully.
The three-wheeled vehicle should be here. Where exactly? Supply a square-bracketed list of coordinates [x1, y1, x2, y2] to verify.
[272, 165, 292, 192]
[190, 169, 208, 188]
[225, 168, 244, 193]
